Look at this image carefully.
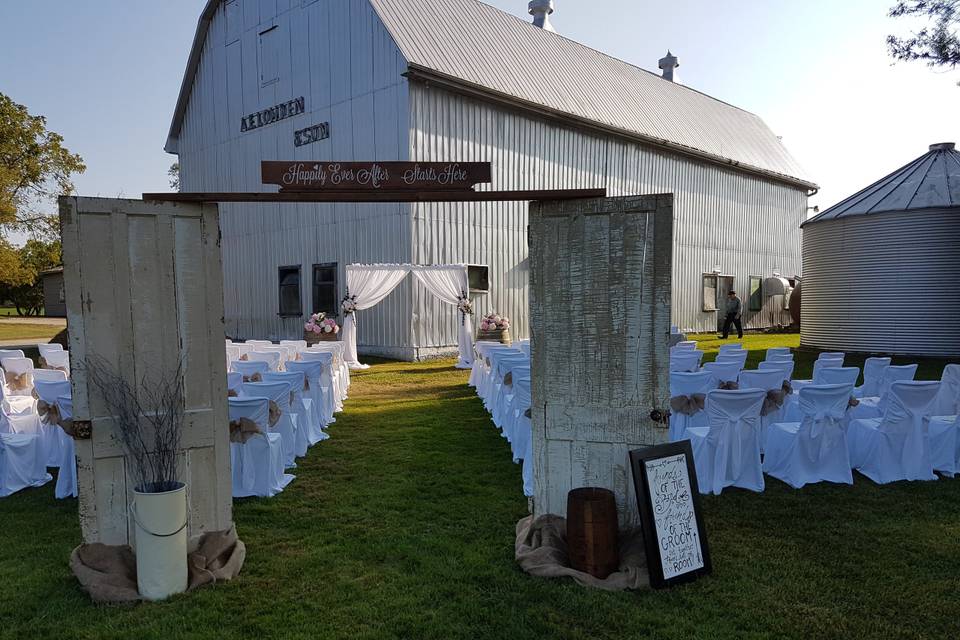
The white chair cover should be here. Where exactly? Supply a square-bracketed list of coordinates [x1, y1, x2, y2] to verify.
[285, 360, 330, 430]
[758, 360, 794, 383]
[931, 364, 960, 417]
[0, 431, 51, 497]
[766, 347, 792, 358]
[34, 379, 71, 467]
[792, 355, 845, 392]
[43, 350, 70, 375]
[670, 351, 703, 373]
[848, 381, 940, 484]
[32, 369, 68, 383]
[718, 343, 744, 354]
[739, 368, 790, 443]
[299, 351, 341, 418]
[470, 343, 516, 388]
[227, 372, 244, 396]
[849, 364, 919, 420]
[245, 340, 273, 348]
[280, 339, 308, 351]
[819, 367, 860, 387]
[702, 360, 742, 384]
[2, 357, 35, 396]
[493, 361, 531, 433]
[0, 349, 25, 361]
[715, 351, 748, 369]
[225, 344, 241, 369]
[854, 357, 892, 398]
[687, 388, 766, 495]
[54, 394, 77, 499]
[232, 360, 270, 378]
[506, 375, 532, 465]
[263, 370, 325, 452]
[249, 350, 282, 372]
[37, 343, 64, 360]
[673, 341, 697, 350]
[927, 364, 960, 476]
[763, 383, 854, 489]
[488, 355, 530, 420]
[668, 371, 715, 442]
[243, 381, 299, 469]
[228, 396, 293, 498]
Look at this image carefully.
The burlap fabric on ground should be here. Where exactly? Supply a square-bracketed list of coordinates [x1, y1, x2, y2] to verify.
[69, 524, 246, 603]
[515, 515, 649, 591]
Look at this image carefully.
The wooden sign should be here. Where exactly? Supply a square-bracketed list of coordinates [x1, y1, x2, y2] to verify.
[629, 441, 712, 589]
[261, 161, 492, 192]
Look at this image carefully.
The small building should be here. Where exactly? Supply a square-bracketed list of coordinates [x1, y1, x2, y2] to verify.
[39, 266, 66, 317]
[166, 0, 815, 360]
[801, 142, 960, 357]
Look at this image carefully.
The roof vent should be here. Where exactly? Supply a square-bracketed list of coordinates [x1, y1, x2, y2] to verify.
[528, 0, 555, 32]
[658, 50, 679, 83]
[929, 142, 955, 151]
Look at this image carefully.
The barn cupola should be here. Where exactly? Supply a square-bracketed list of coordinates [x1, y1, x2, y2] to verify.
[529, 0, 556, 32]
[659, 51, 679, 82]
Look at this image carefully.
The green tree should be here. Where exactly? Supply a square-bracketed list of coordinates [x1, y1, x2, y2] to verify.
[0, 236, 61, 316]
[0, 92, 85, 237]
[168, 162, 180, 191]
[888, 1, 960, 72]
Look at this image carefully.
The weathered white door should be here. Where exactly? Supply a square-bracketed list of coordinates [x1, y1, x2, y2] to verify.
[60, 197, 231, 545]
[529, 194, 673, 528]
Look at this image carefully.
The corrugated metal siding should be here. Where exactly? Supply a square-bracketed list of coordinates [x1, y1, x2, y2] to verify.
[370, 0, 811, 186]
[178, 0, 415, 356]
[409, 83, 805, 349]
[801, 208, 960, 357]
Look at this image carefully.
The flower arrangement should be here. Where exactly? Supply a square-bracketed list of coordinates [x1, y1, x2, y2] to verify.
[457, 291, 473, 316]
[304, 312, 339, 335]
[479, 313, 510, 332]
[341, 294, 358, 315]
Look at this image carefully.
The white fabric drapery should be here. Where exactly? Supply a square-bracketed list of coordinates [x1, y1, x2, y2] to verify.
[342, 265, 412, 369]
[410, 265, 473, 369]
[342, 264, 474, 370]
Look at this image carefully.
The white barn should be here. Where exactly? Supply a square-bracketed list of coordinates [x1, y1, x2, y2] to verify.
[166, 0, 816, 360]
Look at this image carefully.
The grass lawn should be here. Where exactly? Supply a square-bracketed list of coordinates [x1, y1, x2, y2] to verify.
[0, 306, 46, 318]
[0, 322, 62, 342]
[1, 335, 959, 639]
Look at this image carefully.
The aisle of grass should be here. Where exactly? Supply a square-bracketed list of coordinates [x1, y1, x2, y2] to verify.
[1, 341, 959, 639]
[0, 322, 61, 342]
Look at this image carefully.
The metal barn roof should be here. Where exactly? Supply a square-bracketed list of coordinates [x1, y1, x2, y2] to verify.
[804, 142, 960, 225]
[167, 0, 815, 189]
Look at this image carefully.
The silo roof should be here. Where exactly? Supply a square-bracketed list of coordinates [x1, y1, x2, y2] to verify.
[804, 142, 960, 225]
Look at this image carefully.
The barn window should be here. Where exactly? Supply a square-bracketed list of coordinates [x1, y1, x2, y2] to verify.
[702, 274, 718, 312]
[748, 276, 763, 311]
[312, 263, 339, 317]
[259, 26, 280, 86]
[278, 266, 302, 317]
[468, 265, 490, 293]
[225, 0, 241, 44]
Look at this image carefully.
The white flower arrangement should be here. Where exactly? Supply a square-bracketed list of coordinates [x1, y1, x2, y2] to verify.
[341, 294, 358, 315]
[479, 312, 510, 332]
[304, 312, 339, 335]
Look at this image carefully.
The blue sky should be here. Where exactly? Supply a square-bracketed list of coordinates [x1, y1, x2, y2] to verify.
[1, 0, 957, 232]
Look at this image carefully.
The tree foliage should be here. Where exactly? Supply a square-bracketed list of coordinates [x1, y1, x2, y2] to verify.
[0, 235, 61, 315]
[0, 92, 85, 237]
[888, 1, 960, 70]
[168, 162, 180, 191]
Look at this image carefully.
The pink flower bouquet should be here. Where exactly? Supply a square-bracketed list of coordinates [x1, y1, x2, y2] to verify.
[304, 312, 340, 335]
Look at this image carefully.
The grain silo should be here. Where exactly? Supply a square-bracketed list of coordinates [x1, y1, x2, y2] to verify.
[800, 142, 960, 357]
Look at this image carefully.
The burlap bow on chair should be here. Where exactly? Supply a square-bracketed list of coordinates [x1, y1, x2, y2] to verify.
[503, 372, 513, 387]
[38, 355, 48, 369]
[268, 400, 282, 427]
[761, 388, 787, 416]
[36, 399, 62, 424]
[718, 381, 739, 390]
[781, 380, 793, 396]
[241, 372, 262, 383]
[669, 393, 706, 416]
[228, 417, 262, 443]
[848, 396, 860, 408]
[4, 370, 30, 391]
[227, 389, 238, 398]
[239, 354, 249, 361]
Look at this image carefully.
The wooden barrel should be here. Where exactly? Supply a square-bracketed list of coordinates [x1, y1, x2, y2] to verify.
[304, 330, 339, 346]
[566, 487, 619, 578]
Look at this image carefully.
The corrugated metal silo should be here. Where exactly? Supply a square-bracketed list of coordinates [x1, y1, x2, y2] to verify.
[800, 143, 960, 357]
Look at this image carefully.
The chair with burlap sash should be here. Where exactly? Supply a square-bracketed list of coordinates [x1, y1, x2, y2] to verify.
[668, 370, 716, 442]
[241, 381, 298, 470]
[41, 350, 71, 376]
[739, 368, 794, 448]
[227, 396, 293, 498]
[2, 356, 35, 397]
[263, 370, 323, 454]
[50, 393, 79, 499]
[284, 360, 329, 431]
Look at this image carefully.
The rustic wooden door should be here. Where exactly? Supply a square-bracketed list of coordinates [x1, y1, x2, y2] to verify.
[529, 194, 673, 528]
[60, 197, 231, 545]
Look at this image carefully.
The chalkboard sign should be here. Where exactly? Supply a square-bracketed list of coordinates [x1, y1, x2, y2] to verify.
[629, 441, 711, 589]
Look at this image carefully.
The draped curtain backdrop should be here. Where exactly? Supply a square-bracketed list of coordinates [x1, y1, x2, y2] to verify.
[410, 265, 473, 369]
[343, 264, 474, 369]
[342, 265, 411, 369]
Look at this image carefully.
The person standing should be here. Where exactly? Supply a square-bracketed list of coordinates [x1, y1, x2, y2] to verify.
[720, 290, 743, 339]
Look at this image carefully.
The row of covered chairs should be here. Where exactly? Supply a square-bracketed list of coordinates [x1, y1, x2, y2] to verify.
[0, 344, 75, 499]
[223, 338, 351, 498]
[469, 339, 532, 497]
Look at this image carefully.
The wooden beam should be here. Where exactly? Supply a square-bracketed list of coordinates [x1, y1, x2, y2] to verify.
[142, 188, 606, 203]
